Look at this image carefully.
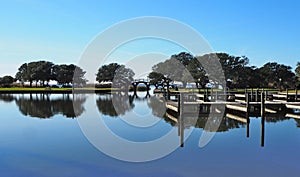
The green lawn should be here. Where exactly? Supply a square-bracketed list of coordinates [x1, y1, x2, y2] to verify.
[0, 87, 71, 91]
[0, 87, 116, 91]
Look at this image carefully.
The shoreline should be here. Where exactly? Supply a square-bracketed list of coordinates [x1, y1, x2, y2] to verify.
[0, 88, 113, 94]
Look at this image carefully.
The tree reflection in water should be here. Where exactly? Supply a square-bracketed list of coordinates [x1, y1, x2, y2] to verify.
[147, 95, 167, 118]
[96, 93, 135, 117]
[0, 94, 15, 103]
[1, 94, 86, 119]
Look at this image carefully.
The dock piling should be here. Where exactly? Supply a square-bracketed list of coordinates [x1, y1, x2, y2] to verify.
[261, 91, 265, 117]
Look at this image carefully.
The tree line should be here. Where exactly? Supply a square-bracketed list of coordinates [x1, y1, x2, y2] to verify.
[13, 61, 87, 87]
[1, 52, 300, 89]
[148, 52, 300, 90]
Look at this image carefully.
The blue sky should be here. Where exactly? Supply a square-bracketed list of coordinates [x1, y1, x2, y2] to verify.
[0, 0, 299, 77]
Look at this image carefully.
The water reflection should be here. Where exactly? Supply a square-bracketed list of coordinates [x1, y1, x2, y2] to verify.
[164, 105, 298, 130]
[96, 93, 135, 117]
[1, 93, 300, 148]
[147, 96, 167, 117]
[0, 94, 14, 102]
[0, 94, 86, 118]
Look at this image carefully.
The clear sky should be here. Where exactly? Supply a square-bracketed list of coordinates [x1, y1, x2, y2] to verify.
[0, 0, 299, 77]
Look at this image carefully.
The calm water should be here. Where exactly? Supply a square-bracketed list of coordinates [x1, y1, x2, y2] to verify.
[1, 92, 300, 177]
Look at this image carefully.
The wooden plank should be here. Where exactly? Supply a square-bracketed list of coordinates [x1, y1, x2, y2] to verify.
[226, 104, 247, 112]
[286, 104, 300, 110]
[273, 94, 287, 98]
[166, 101, 179, 112]
[235, 99, 246, 103]
[184, 101, 240, 105]
[286, 113, 300, 119]
[165, 112, 178, 123]
[272, 99, 286, 102]
[196, 94, 205, 98]
[226, 113, 248, 123]
[265, 108, 277, 113]
[235, 94, 246, 98]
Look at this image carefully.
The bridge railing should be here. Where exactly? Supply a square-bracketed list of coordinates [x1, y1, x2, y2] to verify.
[133, 79, 150, 83]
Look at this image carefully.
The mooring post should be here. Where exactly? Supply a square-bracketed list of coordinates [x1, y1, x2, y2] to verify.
[180, 93, 184, 114]
[178, 93, 181, 115]
[179, 92, 184, 147]
[146, 83, 150, 96]
[246, 92, 250, 113]
[261, 91, 265, 117]
[256, 88, 259, 102]
[177, 93, 181, 136]
[251, 88, 253, 102]
[246, 112, 250, 138]
[286, 89, 289, 102]
[261, 113, 265, 147]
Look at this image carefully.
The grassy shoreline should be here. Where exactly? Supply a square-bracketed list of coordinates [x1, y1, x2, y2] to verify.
[0, 87, 115, 94]
[0, 87, 294, 94]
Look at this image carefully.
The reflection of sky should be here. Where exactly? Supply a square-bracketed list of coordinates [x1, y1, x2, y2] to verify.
[1, 96, 300, 176]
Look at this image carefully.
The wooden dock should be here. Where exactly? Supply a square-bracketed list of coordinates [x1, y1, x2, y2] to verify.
[165, 90, 300, 115]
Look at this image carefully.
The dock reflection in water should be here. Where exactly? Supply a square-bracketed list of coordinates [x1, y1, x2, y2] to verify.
[1, 92, 300, 148]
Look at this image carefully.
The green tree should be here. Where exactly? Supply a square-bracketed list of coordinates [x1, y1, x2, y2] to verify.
[186, 57, 208, 88]
[15, 63, 31, 87]
[96, 63, 135, 87]
[151, 53, 194, 88]
[148, 72, 165, 88]
[96, 63, 121, 82]
[217, 53, 249, 88]
[295, 62, 300, 88]
[16, 61, 48, 87]
[27, 61, 40, 87]
[258, 62, 295, 89]
[53, 64, 87, 86]
[0, 75, 14, 87]
[113, 65, 135, 87]
[35, 61, 54, 86]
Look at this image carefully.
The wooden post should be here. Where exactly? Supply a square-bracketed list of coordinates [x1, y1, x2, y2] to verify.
[246, 92, 250, 113]
[296, 89, 298, 102]
[178, 93, 181, 136]
[251, 88, 253, 102]
[261, 114, 265, 147]
[265, 90, 268, 101]
[215, 91, 218, 101]
[260, 92, 266, 147]
[181, 93, 184, 112]
[286, 89, 289, 102]
[178, 93, 181, 114]
[256, 88, 259, 102]
[261, 91, 265, 117]
[146, 83, 150, 96]
[246, 112, 250, 138]
[179, 92, 184, 147]
[211, 88, 213, 101]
